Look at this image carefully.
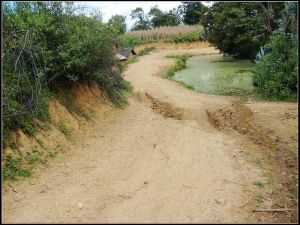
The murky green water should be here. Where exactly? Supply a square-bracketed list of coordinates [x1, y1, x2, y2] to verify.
[173, 54, 255, 96]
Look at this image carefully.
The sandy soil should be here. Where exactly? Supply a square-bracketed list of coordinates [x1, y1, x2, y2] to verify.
[2, 45, 297, 223]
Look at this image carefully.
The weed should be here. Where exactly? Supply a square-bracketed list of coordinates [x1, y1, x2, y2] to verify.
[3, 135, 17, 149]
[176, 80, 194, 90]
[26, 152, 42, 165]
[138, 47, 156, 56]
[164, 54, 193, 79]
[47, 149, 57, 158]
[36, 138, 44, 147]
[58, 121, 70, 136]
[235, 69, 252, 73]
[256, 193, 264, 203]
[253, 180, 265, 188]
[19, 117, 36, 135]
[127, 56, 139, 64]
[3, 154, 31, 181]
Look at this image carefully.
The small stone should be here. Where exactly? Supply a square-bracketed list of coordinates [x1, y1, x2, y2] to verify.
[144, 181, 148, 185]
[78, 202, 84, 209]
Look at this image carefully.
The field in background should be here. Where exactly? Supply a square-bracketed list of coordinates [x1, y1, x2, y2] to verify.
[122, 25, 203, 44]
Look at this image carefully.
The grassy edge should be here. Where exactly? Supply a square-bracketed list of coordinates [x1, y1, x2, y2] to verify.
[163, 54, 194, 90]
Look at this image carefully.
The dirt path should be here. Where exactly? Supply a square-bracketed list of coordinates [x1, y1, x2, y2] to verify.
[2, 47, 295, 223]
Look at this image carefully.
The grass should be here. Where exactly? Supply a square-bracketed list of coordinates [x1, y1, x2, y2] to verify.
[3, 147, 61, 182]
[235, 69, 252, 73]
[138, 47, 156, 56]
[168, 31, 204, 44]
[163, 54, 194, 90]
[176, 80, 194, 90]
[253, 180, 265, 188]
[164, 55, 192, 78]
[124, 47, 155, 68]
[256, 193, 264, 204]
[57, 86, 92, 120]
[58, 121, 70, 136]
[164, 54, 193, 78]
[47, 148, 57, 158]
[127, 56, 139, 64]
[3, 154, 31, 181]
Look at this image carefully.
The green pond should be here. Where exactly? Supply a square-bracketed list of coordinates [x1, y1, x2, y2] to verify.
[173, 54, 255, 96]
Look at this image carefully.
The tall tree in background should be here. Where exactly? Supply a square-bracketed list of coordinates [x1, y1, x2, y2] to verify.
[202, 2, 282, 59]
[178, 2, 207, 25]
[108, 15, 126, 34]
[149, 5, 180, 28]
[130, 7, 151, 30]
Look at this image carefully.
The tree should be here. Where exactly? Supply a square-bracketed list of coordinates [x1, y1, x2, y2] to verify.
[108, 15, 126, 34]
[253, 2, 297, 100]
[202, 2, 285, 59]
[178, 2, 207, 25]
[149, 5, 180, 28]
[130, 7, 151, 30]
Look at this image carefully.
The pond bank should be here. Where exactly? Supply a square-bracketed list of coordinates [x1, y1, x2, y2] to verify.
[172, 54, 255, 96]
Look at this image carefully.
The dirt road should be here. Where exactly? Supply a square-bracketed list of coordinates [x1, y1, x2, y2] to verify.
[2, 47, 295, 223]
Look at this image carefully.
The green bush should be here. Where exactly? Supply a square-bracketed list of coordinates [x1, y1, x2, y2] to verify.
[253, 35, 297, 100]
[202, 2, 284, 59]
[3, 154, 31, 181]
[58, 121, 70, 136]
[2, 2, 132, 143]
[164, 54, 192, 78]
[118, 34, 145, 47]
[170, 31, 203, 43]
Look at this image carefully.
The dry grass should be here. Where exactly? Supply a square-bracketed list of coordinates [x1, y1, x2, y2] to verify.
[126, 25, 202, 41]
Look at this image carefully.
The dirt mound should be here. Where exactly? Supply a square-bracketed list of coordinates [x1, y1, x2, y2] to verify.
[207, 102, 282, 147]
[145, 92, 183, 119]
[207, 101, 298, 222]
[3, 82, 113, 168]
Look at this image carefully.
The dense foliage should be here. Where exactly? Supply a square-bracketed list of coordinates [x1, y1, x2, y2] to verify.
[149, 5, 180, 28]
[202, 2, 274, 59]
[2, 2, 131, 140]
[253, 36, 297, 100]
[130, 7, 152, 30]
[178, 2, 208, 25]
[202, 2, 297, 100]
[253, 2, 298, 100]
[108, 15, 127, 34]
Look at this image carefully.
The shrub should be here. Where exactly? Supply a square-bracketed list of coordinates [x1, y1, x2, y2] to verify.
[118, 34, 145, 48]
[202, 2, 284, 59]
[170, 31, 203, 43]
[3, 154, 31, 181]
[58, 121, 70, 136]
[164, 54, 192, 78]
[2, 2, 132, 143]
[253, 35, 297, 100]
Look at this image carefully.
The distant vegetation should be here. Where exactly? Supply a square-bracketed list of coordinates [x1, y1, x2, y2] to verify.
[129, 2, 207, 31]
[126, 25, 203, 43]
